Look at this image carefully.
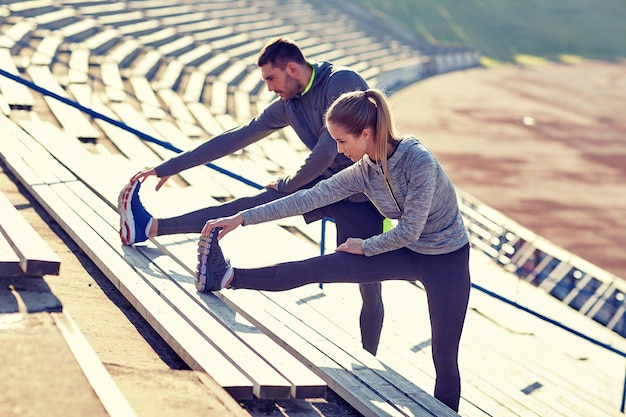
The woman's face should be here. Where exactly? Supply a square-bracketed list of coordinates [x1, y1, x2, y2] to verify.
[328, 123, 373, 162]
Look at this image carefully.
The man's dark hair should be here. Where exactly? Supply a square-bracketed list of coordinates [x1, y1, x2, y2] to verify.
[257, 37, 307, 69]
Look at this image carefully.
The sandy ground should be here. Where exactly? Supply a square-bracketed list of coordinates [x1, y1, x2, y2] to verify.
[1, 59, 625, 417]
[392, 59, 626, 280]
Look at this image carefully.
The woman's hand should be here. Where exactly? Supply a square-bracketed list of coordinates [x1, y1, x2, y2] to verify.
[201, 214, 244, 240]
[130, 168, 171, 191]
[336, 238, 364, 255]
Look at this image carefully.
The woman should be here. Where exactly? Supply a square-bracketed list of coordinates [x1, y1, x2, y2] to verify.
[196, 89, 471, 411]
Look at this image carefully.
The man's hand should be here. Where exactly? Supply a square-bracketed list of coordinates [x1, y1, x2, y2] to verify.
[130, 168, 171, 191]
[336, 238, 364, 255]
[201, 214, 244, 240]
[265, 181, 278, 191]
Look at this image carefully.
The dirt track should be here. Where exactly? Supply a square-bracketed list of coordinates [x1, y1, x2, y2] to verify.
[391, 59, 626, 280]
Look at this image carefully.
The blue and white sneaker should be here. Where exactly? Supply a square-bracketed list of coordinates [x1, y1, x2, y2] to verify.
[118, 180, 152, 246]
[196, 227, 232, 292]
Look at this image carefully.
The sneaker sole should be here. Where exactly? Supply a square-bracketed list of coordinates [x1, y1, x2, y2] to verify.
[195, 235, 211, 292]
[195, 228, 223, 292]
[118, 181, 138, 246]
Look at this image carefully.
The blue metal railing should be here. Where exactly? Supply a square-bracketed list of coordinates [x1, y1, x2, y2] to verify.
[1, 67, 624, 413]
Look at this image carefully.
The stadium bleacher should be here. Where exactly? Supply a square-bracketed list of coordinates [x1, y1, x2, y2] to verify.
[1, 0, 624, 416]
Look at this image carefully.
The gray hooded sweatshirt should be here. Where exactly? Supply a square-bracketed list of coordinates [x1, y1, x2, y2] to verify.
[241, 137, 469, 256]
[154, 61, 368, 196]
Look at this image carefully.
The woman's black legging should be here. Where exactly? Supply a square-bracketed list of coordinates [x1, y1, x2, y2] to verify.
[231, 243, 471, 412]
[159, 187, 386, 355]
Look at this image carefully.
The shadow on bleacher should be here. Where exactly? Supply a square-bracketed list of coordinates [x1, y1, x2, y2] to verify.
[2, 1, 625, 416]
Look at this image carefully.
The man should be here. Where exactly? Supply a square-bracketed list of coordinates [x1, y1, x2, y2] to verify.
[118, 37, 385, 355]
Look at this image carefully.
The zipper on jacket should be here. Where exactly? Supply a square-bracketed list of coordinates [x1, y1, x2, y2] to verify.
[378, 163, 401, 212]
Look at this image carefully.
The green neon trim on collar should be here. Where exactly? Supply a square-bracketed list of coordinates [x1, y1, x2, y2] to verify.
[301, 65, 315, 95]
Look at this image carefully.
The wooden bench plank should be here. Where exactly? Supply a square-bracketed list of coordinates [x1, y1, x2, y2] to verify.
[157, 36, 195, 58]
[130, 50, 163, 80]
[187, 101, 223, 136]
[26, 65, 100, 141]
[82, 28, 121, 55]
[68, 47, 90, 84]
[136, 243, 294, 400]
[197, 52, 230, 76]
[0, 122, 255, 400]
[108, 39, 142, 68]
[60, 17, 99, 43]
[0, 48, 35, 109]
[0, 186, 60, 276]
[0, 231, 22, 277]
[128, 76, 166, 120]
[30, 34, 64, 66]
[178, 44, 214, 68]
[155, 89, 204, 137]
[183, 70, 207, 103]
[100, 61, 127, 102]
[5, 112, 328, 401]
[225, 290, 437, 417]
[7, 114, 325, 398]
[0, 20, 36, 52]
[150, 221, 456, 416]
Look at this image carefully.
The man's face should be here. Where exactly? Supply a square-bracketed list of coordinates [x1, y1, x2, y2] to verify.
[260, 63, 302, 100]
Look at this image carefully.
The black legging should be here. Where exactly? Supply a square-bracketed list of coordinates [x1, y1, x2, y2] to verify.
[231, 244, 471, 412]
[158, 187, 386, 354]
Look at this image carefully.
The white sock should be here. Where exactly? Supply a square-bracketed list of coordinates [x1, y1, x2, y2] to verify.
[220, 267, 234, 289]
[144, 218, 153, 238]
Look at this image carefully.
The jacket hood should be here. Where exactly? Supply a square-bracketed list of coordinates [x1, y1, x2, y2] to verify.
[363, 136, 418, 169]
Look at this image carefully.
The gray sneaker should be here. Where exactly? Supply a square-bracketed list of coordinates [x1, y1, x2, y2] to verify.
[195, 227, 231, 292]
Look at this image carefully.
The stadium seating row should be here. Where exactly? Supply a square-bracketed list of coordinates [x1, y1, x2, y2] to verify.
[2, 0, 624, 415]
